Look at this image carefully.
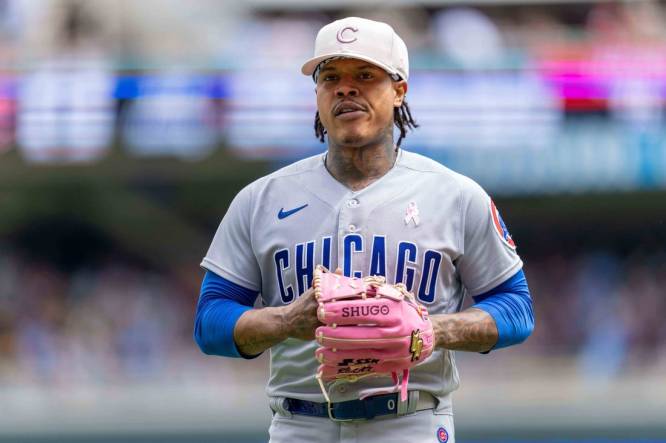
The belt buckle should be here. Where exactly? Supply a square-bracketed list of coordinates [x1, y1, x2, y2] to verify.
[327, 394, 391, 421]
[318, 375, 388, 422]
[317, 374, 357, 422]
[326, 400, 355, 422]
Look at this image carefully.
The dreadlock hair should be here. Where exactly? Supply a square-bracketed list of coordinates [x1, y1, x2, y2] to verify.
[314, 100, 419, 149]
[393, 101, 419, 148]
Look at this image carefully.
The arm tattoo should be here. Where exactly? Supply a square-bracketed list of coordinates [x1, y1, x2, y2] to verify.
[432, 308, 499, 352]
[234, 329, 281, 357]
[233, 288, 321, 356]
[233, 308, 288, 357]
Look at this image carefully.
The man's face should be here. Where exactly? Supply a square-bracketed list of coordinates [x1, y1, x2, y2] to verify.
[315, 58, 407, 148]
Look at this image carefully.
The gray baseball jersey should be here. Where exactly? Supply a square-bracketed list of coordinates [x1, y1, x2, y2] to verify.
[201, 149, 522, 404]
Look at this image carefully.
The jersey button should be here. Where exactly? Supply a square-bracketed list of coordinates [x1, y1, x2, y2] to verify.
[348, 224, 357, 232]
[347, 198, 359, 208]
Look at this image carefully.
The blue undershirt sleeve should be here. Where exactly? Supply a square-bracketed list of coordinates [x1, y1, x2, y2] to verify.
[472, 269, 534, 350]
[193, 271, 260, 359]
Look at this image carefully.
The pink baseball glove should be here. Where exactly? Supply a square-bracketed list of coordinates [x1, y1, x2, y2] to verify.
[313, 265, 434, 402]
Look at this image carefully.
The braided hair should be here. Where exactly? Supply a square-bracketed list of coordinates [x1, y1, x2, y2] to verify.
[314, 101, 418, 148]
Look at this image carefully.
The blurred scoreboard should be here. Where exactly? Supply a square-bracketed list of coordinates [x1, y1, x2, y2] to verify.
[1, 44, 665, 194]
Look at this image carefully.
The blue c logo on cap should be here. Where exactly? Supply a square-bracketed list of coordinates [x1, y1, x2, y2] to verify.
[337, 26, 358, 43]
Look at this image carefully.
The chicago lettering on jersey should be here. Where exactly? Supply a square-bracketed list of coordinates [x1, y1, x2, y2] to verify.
[274, 234, 443, 304]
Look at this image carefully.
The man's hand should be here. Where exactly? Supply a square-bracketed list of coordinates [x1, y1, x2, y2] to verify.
[282, 267, 344, 340]
[280, 287, 322, 340]
[233, 268, 343, 355]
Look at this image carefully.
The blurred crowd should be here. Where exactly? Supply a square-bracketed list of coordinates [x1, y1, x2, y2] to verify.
[527, 252, 666, 376]
[0, 248, 664, 387]
[0, 251, 261, 387]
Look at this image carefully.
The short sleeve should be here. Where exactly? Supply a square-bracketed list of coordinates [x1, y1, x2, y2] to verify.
[456, 178, 523, 296]
[201, 184, 261, 291]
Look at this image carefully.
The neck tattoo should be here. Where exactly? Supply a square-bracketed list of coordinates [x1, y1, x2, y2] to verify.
[325, 144, 398, 191]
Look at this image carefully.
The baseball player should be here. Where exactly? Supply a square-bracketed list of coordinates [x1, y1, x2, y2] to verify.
[194, 17, 534, 443]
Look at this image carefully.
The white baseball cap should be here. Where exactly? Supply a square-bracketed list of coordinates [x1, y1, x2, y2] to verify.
[301, 17, 409, 81]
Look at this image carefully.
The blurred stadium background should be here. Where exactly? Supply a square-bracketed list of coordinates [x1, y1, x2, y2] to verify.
[0, 0, 665, 442]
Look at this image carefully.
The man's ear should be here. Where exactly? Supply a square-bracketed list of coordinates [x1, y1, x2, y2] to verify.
[393, 80, 408, 107]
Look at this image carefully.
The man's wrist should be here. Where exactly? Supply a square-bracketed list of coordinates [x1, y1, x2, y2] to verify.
[233, 306, 292, 355]
[275, 305, 293, 341]
[431, 310, 498, 352]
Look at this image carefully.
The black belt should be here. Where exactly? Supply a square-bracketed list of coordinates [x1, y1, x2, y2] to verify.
[285, 392, 436, 421]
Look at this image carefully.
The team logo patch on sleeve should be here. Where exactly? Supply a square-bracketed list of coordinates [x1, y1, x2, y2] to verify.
[490, 200, 516, 249]
[436, 426, 449, 443]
